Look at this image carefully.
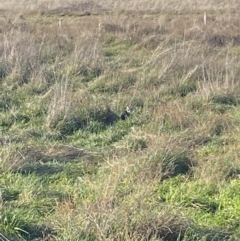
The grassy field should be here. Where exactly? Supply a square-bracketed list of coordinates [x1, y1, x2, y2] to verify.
[1, 1, 240, 240]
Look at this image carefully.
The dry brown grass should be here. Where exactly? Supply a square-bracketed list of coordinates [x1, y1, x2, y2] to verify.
[1, 0, 240, 13]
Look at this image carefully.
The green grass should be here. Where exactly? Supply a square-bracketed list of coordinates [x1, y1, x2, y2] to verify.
[158, 176, 240, 234]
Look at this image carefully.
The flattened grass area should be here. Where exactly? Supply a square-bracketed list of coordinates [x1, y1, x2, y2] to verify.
[1, 1, 240, 240]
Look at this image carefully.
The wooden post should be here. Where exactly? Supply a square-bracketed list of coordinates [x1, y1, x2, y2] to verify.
[204, 12, 207, 25]
[58, 18, 62, 32]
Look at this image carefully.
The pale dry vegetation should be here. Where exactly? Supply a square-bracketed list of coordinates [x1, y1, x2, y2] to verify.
[0, 0, 239, 12]
[1, 1, 240, 241]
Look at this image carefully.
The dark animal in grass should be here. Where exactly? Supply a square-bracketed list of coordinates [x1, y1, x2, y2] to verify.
[121, 106, 133, 120]
[103, 106, 133, 125]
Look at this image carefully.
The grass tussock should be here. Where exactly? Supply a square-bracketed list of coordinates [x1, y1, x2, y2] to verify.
[1, 1, 240, 240]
